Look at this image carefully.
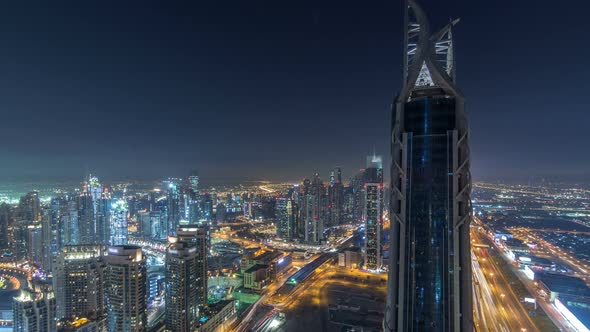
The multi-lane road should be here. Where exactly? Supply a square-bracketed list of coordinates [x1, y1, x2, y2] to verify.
[472, 228, 542, 332]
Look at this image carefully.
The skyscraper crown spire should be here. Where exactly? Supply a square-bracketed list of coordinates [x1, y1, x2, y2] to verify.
[403, 0, 461, 98]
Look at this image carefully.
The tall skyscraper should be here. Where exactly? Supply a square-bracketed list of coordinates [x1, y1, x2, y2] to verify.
[53, 245, 106, 320]
[12, 279, 57, 332]
[49, 197, 70, 250]
[41, 207, 60, 273]
[275, 198, 296, 240]
[78, 175, 105, 245]
[188, 170, 199, 193]
[385, 1, 472, 331]
[349, 169, 366, 222]
[138, 211, 151, 238]
[200, 193, 213, 224]
[109, 199, 128, 245]
[165, 237, 200, 332]
[13, 220, 29, 261]
[327, 167, 344, 227]
[363, 154, 383, 271]
[166, 178, 182, 235]
[300, 174, 326, 244]
[96, 190, 112, 245]
[105, 245, 148, 332]
[27, 223, 44, 266]
[150, 210, 165, 240]
[66, 200, 79, 245]
[296, 180, 310, 240]
[86, 175, 103, 212]
[77, 191, 95, 244]
[18, 191, 41, 222]
[215, 203, 226, 224]
[0, 203, 13, 256]
[186, 171, 202, 225]
[176, 225, 208, 307]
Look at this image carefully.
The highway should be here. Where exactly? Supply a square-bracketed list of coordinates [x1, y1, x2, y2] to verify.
[233, 230, 359, 332]
[233, 260, 303, 332]
[472, 229, 542, 332]
[499, 228, 582, 331]
[472, 218, 577, 331]
[472, 251, 510, 332]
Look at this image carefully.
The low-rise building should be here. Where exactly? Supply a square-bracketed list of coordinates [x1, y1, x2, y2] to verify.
[517, 255, 555, 269]
[554, 294, 590, 332]
[243, 264, 270, 291]
[194, 300, 236, 332]
[504, 238, 529, 254]
[492, 228, 513, 242]
[338, 247, 361, 269]
[241, 250, 292, 282]
[537, 273, 590, 303]
[58, 317, 107, 332]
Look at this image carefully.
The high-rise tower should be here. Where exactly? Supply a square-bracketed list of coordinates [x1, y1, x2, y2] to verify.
[77, 191, 94, 244]
[385, 1, 472, 331]
[275, 198, 297, 240]
[327, 167, 344, 227]
[166, 178, 182, 234]
[165, 237, 200, 332]
[363, 154, 383, 271]
[109, 199, 128, 246]
[300, 174, 326, 244]
[53, 245, 106, 320]
[96, 189, 112, 245]
[176, 225, 208, 308]
[105, 245, 147, 332]
[12, 279, 56, 332]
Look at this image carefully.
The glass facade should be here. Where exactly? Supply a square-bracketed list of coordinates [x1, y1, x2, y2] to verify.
[402, 95, 457, 330]
[364, 183, 383, 270]
[386, 2, 472, 331]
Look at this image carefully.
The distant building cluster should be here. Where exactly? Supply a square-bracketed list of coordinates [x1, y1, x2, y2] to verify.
[273, 155, 385, 270]
[0, 171, 244, 332]
[0, 157, 389, 331]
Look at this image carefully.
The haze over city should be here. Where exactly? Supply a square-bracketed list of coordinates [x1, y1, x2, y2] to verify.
[1, 0, 589, 183]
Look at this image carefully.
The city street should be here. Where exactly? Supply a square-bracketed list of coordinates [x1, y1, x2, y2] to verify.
[472, 228, 551, 332]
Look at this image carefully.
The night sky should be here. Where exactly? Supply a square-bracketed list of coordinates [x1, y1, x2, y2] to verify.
[0, 1, 588, 183]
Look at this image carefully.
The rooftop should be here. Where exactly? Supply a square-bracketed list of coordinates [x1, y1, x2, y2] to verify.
[244, 264, 269, 274]
[195, 300, 235, 327]
[538, 273, 590, 297]
[251, 250, 282, 263]
[557, 294, 590, 331]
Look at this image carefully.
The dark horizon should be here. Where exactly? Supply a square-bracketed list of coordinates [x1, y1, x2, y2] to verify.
[1, 173, 590, 189]
[1, 0, 589, 183]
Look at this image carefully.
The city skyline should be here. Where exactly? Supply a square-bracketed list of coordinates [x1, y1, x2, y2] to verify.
[1, 0, 589, 183]
[2, 1, 590, 332]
